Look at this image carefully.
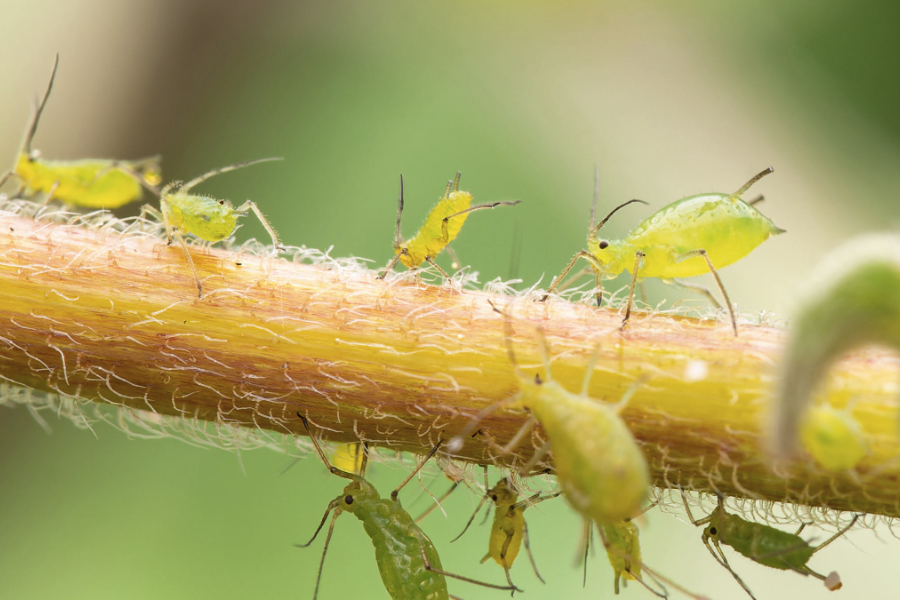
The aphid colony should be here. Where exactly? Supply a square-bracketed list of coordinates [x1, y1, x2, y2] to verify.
[3, 57, 867, 600]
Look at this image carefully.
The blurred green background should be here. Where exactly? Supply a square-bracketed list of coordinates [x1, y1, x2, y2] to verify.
[2, 1, 900, 598]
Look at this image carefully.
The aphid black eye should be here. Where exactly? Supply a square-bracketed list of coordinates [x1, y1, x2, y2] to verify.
[599, 240, 609, 250]
[344, 495, 354, 505]
[492, 495, 498, 501]
[709, 526, 717, 536]
[219, 200, 225, 205]
[534, 373, 543, 385]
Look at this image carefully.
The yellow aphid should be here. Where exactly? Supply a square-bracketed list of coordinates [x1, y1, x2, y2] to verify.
[600, 520, 643, 594]
[377, 172, 521, 280]
[330, 442, 366, 475]
[800, 403, 867, 472]
[0, 55, 160, 209]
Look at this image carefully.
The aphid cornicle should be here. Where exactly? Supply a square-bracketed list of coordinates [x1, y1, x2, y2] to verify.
[450, 467, 561, 590]
[681, 490, 860, 600]
[0, 55, 161, 208]
[296, 416, 517, 600]
[377, 172, 521, 280]
[541, 167, 783, 335]
[135, 158, 284, 298]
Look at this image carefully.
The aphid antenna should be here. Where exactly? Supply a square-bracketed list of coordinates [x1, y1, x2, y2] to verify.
[23, 54, 60, 158]
[390, 439, 443, 501]
[450, 464, 492, 542]
[179, 157, 284, 194]
[393, 174, 405, 248]
[588, 163, 601, 232]
[733, 166, 774, 199]
[590, 198, 648, 237]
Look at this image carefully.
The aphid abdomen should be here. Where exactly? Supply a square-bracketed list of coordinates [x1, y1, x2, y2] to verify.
[488, 506, 524, 567]
[526, 382, 649, 523]
[626, 195, 783, 279]
[401, 191, 473, 268]
[16, 156, 144, 209]
[166, 194, 238, 241]
[601, 520, 642, 584]
[354, 499, 449, 600]
[718, 514, 814, 571]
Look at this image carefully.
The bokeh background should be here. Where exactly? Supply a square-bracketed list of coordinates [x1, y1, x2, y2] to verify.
[2, 1, 900, 598]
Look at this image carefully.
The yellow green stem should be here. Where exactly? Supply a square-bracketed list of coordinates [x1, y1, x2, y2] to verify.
[0, 204, 898, 517]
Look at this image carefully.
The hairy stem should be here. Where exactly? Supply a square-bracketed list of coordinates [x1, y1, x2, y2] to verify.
[0, 204, 898, 517]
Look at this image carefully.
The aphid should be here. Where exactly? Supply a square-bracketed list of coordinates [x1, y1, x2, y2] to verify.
[680, 490, 860, 599]
[296, 416, 517, 600]
[541, 167, 783, 336]
[770, 233, 900, 460]
[450, 466, 561, 589]
[449, 302, 650, 525]
[136, 158, 284, 298]
[377, 172, 521, 280]
[800, 401, 868, 472]
[0, 55, 161, 208]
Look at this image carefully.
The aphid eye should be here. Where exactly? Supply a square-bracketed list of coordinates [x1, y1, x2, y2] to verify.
[709, 526, 717, 536]
[344, 495, 354, 505]
[219, 200, 225, 205]
[491, 495, 498, 501]
[534, 373, 543, 385]
[599, 240, 609, 250]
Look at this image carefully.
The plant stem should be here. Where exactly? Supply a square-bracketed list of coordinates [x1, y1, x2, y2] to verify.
[0, 205, 898, 518]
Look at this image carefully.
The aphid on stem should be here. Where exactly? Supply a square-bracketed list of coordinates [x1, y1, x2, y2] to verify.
[131, 158, 284, 298]
[0, 55, 161, 209]
[296, 416, 518, 600]
[541, 167, 783, 336]
[377, 172, 521, 281]
[680, 489, 860, 599]
[450, 466, 561, 590]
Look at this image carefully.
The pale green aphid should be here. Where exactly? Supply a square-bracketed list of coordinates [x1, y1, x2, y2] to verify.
[296, 416, 517, 600]
[681, 490, 860, 599]
[0, 55, 161, 209]
[771, 233, 900, 460]
[542, 167, 783, 336]
[137, 158, 284, 298]
[800, 401, 868, 472]
[378, 172, 521, 280]
[450, 467, 561, 590]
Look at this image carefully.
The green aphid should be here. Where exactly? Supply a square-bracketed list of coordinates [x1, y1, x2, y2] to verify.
[378, 172, 521, 280]
[136, 158, 284, 298]
[681, 491, 860, 599]
[542, 167, 783, 335]
[296, 417, 517, 600]
[0, 55, 160, 209]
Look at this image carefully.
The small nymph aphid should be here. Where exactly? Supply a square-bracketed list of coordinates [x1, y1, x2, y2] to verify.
[451, 467, 560, 590]
[681, 490, 860, 599]
[296, 416, 517, 600]
[377, 172, 521, 280]
[0, 55, 161, 208]
[135, 158, 284, 297]
[541, 168, 783, 335]
[800, 401, 868, 472]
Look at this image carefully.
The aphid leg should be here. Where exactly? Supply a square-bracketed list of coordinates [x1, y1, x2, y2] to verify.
[295, 501, 342, 600]
[621, 251, 643, 329]
[732, 167, 774, 199]
[502, 416, 538, 454]
[421, 549, 520, 594]
[38, 181, 60, 207]
[444, 244, 461, 270]
[415, 479, 461, 524]
[232, 200, 284, 255]
[498, 534, 519, 592]
[450, 466, 490, 541]
[424, 256, 452, 280]
[519, 439, 551, 474]
[298, 414, 366, 483]
[609, 376, 649, 414]
[172, 230, 203, 298]
[376, 248, 408, 280]
[178, 157, 283, 194]
[810, 513, 861, 553]
[0, 171, 17, 191]
[440, 200, 522, 244]
[662, 278, 723, 310]
[705, 536, 757, 600]
[522, 519, 546, 584]
[747, 194, 765, 206]
[390, 440, 443, 501]
[548, 266, 592, 294]
[675, 249, 737, 336]
[541, 251, 604, 303]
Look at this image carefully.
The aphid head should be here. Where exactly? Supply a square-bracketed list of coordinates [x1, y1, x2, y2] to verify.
[337, 480, 378, 513]
[488, 478, 518, 506]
